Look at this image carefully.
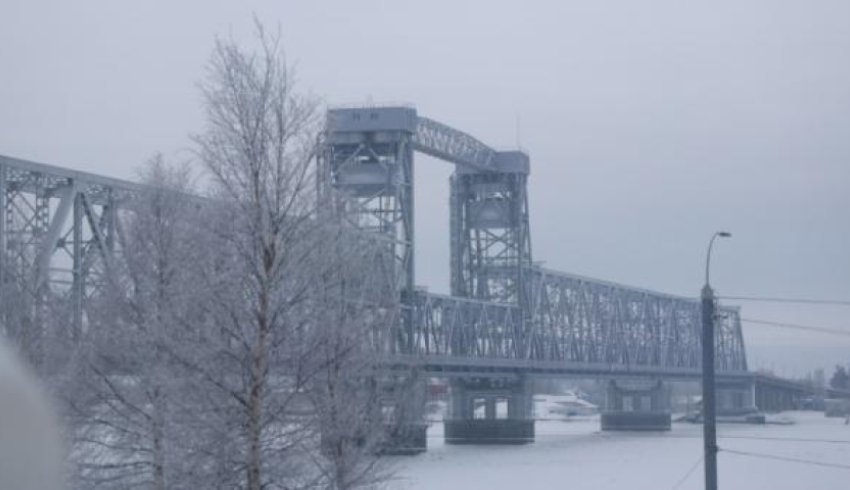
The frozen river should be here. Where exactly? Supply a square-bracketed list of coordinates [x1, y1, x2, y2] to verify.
[388, 412, 850, 489]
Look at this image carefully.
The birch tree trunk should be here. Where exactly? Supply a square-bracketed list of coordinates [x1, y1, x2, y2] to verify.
[194, 21, 322, 489]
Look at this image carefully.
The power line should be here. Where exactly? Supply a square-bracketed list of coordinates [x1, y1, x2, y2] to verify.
[596, 432, 850, 445]
[721, 447, 850, 470]
[671, 454, 703, 489]
[741, 318, 850, 338]
[416, 430, 850, 445]
[644, 433, 850, 445]
[719, 434, 850, 445]
[718, 295, 850, 307]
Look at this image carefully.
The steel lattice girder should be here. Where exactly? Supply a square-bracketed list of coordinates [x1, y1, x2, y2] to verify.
[409, 291, 524, 358]
[401, 271, 747, 373]
[413, 117, 497, 171]
[526, 268, 747, 371]
[0, 155, 136, 341]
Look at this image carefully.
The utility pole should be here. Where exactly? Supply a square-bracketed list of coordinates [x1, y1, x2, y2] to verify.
[702, 231, 730, 490]
[702, 282, 718, 490]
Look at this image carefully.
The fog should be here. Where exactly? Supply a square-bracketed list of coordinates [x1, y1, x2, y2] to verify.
[2, 0, 849, 374]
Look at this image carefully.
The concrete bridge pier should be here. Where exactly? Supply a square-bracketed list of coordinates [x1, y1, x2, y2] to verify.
[754, 384, 797, 413]
[716, 379, 761, 417]
[445, 376, 535, 444]
[379, 376, 429, 455]
[601, 380, 672, 431]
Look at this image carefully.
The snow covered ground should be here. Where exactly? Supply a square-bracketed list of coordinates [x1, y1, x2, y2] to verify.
[388, 412, 850, 489]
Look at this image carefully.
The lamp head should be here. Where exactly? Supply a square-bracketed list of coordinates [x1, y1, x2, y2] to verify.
[705, 231, 732, 288]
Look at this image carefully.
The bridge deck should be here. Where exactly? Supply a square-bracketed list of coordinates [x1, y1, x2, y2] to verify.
[381, 354, 753, 381]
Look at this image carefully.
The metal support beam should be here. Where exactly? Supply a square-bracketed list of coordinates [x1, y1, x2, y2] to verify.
[72, 192, 83, 338]
[35, 183, 75, 289]
[0, 163, 7, 334]
[414, 117, 497, 171]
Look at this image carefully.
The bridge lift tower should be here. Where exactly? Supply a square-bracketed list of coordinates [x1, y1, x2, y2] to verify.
[320, 108, 417, 352]
[322, 106, 537, 444]
[450, 151, 532, 308]
[321, 106, 533, 335]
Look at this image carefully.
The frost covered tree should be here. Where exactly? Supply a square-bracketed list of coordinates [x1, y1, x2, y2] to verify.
[18, 21, 396, 490]
[192, 25, 401, 488]
[831, 365, 850, 390]
[192, 24, 327, 489]
[306, 222, 394, 490]
[65, 155, 208, 489]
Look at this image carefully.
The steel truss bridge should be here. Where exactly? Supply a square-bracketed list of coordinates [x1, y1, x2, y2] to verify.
[1, 106, 748, 382]
[322, 106, 747, 380]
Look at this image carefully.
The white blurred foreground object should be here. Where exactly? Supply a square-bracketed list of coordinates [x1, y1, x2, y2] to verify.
[0, 339, 64, 490]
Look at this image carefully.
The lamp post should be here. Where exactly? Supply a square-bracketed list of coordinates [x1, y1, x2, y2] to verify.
[702, 231, 731, 490]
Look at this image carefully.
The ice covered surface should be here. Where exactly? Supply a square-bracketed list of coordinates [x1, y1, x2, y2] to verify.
[388, 412, 850, 489]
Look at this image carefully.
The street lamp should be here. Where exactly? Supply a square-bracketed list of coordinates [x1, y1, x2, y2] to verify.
[705, 231, 732, 288]
[702, 231, 731, 490]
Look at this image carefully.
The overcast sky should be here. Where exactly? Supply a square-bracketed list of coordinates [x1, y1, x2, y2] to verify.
[2, 0, 848, 375]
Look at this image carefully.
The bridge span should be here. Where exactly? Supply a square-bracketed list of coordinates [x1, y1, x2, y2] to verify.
[0, 105, 809, 450]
